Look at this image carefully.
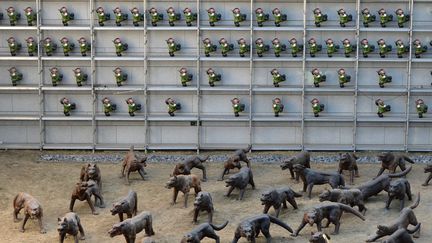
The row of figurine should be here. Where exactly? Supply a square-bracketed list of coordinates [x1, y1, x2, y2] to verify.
[0, 6, 412, 28]
[58, 97, 429, 119]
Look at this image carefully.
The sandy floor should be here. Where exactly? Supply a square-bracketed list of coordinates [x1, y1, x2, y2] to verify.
[0, 150, 431, 243]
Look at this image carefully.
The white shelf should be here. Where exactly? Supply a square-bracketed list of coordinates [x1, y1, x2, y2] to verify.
[41, 56, 91, 61]
[147, 143, 197, 150]
[307, 27, 356, 32]
[252, 115, 302, 122]
[147, 56, 197, 61]
[306, 57, 356, 62]
[95, 115, 145, 121]
[200, 115, 249, 122]
[41, 86, 92, 91]
[359, 27, 410, 32]
[42, 143, 93, 150]
[200, 85, 249, 92]
[304, 87, 355, 93]
[304, 144, 354, 151]
[94, 56, 144, 61]
[252, 86, 302, 93]
[148, 115, 198, 121]
[253, 26, 304, 31]
[94, 86, 144, 91]
[0, 115, 39, 121]
[0, 26, 37, 30]
[40, 25, 91, 31]
[200, 57, 251, 62]
[252, 57, 302, 62]
[147, 26, 198, 31]
[200, 26, 250, 31]
[357, 87, 408, 94]
[0, 85, 39, 91]
[304, 115, 354, 122]
[42, 115, 92, 121]
[0, 56, 38, 61]
[94, 26, 145, 31]
[147, 86, 197, 92]
[357, 116, 406, 123]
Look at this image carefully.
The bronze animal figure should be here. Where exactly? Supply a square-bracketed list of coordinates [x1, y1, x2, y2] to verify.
[70, 180, 105, 215]
[422, 164, 432, 186]
[108, 211, 155, 243]
[122, 145, 148, 185]
[260, 187, 302, 218]
[57, 212, 85, 243]
[111, 190, 138, 222]
[13, 192, 46, 234]
[280, 151, 311, 181]
[318, 188, 367, 215]
[173, 155, 209, 181]
[225, 167, 255, 200]
[180, 221, 228, 243]
[193, 191, 214, 224]
[165, 174, 201, 208]
[338, 152, 359, 185]
[218, 145, 252, 180]
[309, 231, 331, 243]
[381, 223, 420, 243]
[376, 152, 414, 177]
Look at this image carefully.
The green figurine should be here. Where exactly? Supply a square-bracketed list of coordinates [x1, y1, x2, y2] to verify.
[60, 37, 75, 56]
[148, 8, 163, 27]
[25, 37, 37, 56]
[325, 38, 339, 57]
[361, 8, 376, 28]
[113, 7, 128, 27]
[8, 67, 23, 86]
[395, 39, 409, 58]
[166, 38, 181, 57]
[342, 39, 355, 58]
[113, 67, 127, 86]
[272, 8, 287, 27]
[289, 38, 303, 57]
[219, 38, 234, 57]
[413, 39, 427, 58]
[255, 38, 269, 57]
[6, 7, 21, 26]
[337, 8, 352, 27]
[59, 7, 74, 26]
[237, 38, 250, 57]
[231, 97, 245, 117]
[130, 7, 144, 27]
[311, 98, 324, 117]
[49, 67, 63, 86]
[167, 7, 181, 27]
[270, 69, 286, 87]
[73, 68, 88, 87]
[313, 8, 327, 27]
[377, 69, 392, 88]
[207, 8, 221, 27]
[183, 8, 197, 26]
[415, 99, 428, 118]
[43, 37, 57, 56]
[272, 38, 286, 57]
[78, 37, 90, 57]
[96, 7, 110, 26]
[0, 11, 3, 21]
[102, 97, 116, 116]
[377, 39, 392, 58]
[378, 8, 393, 28]
[232, 8, 246, 27]
[360, 39, 375, 58]
[308, 38, 322, 57]
[113, 38, 128, 56]
[126, 97, 141, 117]
[165, 97, 181, 116]
[60, 97, 76, 116]
[272, 98, 284, 117]
[395, 9, 410, 28]
[179, 67, 192, 87]
[24, 7, 37, 26]
[311, 68, 326, 87]
[375, 99, 391, 118]
[203, 38, 217, 57]
[206, 68, 221, 87]
[7, 37, 21, 56]
[337, 68, 351, 88]
[255, 8, 269, 27]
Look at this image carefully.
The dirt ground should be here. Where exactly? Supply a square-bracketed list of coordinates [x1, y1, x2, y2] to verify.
[0, 150, 431, 243]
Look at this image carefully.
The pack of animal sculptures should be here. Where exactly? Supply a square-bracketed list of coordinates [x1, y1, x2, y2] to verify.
[69, 180, 105, 215]
[57, 212, 85, 243]
[218, 145, 251, 180]
[318, 188, 367, 215]
[422, 164, 432, 186]
[338, 152, 359, 184]
[121, 145, 148, 185]
[180, 221, 228, 243]
[80, 163, 102, 190]
[377, 152, 414, 177]
[108, 211, 155, 243]
[225, 167, 255, 200]
[386, 178, 412, 211]
[260, 187, 302, 218]
[165, 174, 201, 208]
[172, 155, 209, 181]
[193, 191, 214, 224]
[13, 192, 46, 234]
[280, 151, 311, 181]
[111, 190, 138, 222]
[381, 223, 420, 243]
[309, 231, 331, 243]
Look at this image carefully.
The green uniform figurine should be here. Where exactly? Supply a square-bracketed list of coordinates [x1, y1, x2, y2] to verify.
[337, 9, 352, 27]
[377, 39, 392, 58]
[308, 38, 322, 57]
[311, 68, 326, 87]
[311, 98, 324, 117]
[183, 8, 197, 27]
[130, 7, 144, 27]
[375, 99, 391, 117]
[313, 8, 327, 27]
[255, 8, 269, 27]
[102, 97, 116, 116]
[272, 8, 287, 27]
[179, 67, 192, 87]
[378, 8, 393, 28]
[7, 37, 21, 56]
[255, 38, 269, 57]
[270, 69, 286, 87]
[207, 8, 221, 27]
[25, 37, 37, 56]
[24, 7, 37, 26]
[49, 67, 63, 86]
[361, 8, 376, 27]
[377, 69, 392, 88]
[219, 38, 234, 57]
[395, 9, 410, 28]
[126, 97, 141, 117]
[237, 38, 250, 57]
[360, 39, 375, 58]
[413, 39, 427, 58]
[148, 8, 163, 27]
[166, 38, 181, 57]
[206, 68, 221, 87]
[325, 38, 339, 57]
[165, 97, 181, 116]
[232, 8, 246, 27]
[113, 67, 127, 86]
[60, 97, 76, 116]
[59, 7, 74, 26]
[203, 38, 217, 57]
[231, 97, 245, 117]
[272, 98, 284, 117]
[43, 37, 57, 56]
[342, 39, 355, 58]
[96, 7, 110, 26]
[415, 99, 428, 118]
[337, 68, 351, 88]
[289, 38, 303, 57]
[113, 38, 128, 56]
[113, 7, 128, 27]
[8, 67, 23, 86]
[78, 37, 90, 57]
[272, 38, 286, 57]
[73, 68, 88, 87]
[167, 7, 181, 27]
[395, 39, 409, 58]
[6, 7, 21, 26]
[60, 37, 74, 56]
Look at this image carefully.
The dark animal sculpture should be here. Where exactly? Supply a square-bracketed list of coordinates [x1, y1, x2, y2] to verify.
[108, 211, 155, 243]
[422, 164, 432, 186]
[318, 188, 367, 215]
[111, 190, 138, 222]
[260, 187, 302, 218]
[122, 145, 148, 185]
[386, 178, 412, 211]
[57, 212, 85, 243]
[80, 163, 102, 190]
[225, 167, 255, 200]
[381, 223, 420, 243]
[309, 231, 331, 243]
[180, 221, 228, 243]
[70, 180, 105, 215]
[338, 152, 359, 185]
[218, 145, 252, 180]
[280, 151, 311, 182]
[172, 155, 209, 181]
[165, 174, 201, 208]
[376, 152, 414, 177]
[13, 192, 46, 234]
[193, 191, 214, 224]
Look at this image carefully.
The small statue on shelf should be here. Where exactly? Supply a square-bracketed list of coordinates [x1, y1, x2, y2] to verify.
[73, 68, 88, 87]
[0, 11, 3, 21]
[60, 97, 76, 116]
[207, 8, 221, 27]
[313, 8, 327, 27]
[270, 68, 286, 87]
[78, 37, 90, 57]
[361, 8, 376, 27]
[59, 7, 74, 26]
[289, 38, 303, 58]
[167, 7, 181, 27]
[165, 98, 181, 117]
[272, 98, 284, 117]
[311, 98, 324, 117]
[272, 8, 287, 27]
[183, 8, 197, 27]
[113, 7, 128, 27]
[113, 67, 127, 86]
[325, 38, 339, 58]
[337, 68, 351, 88]
[378, 8, 393, 28]
[24, 7, 37, 26]
[377, 39, 392, 58]
[237, 38, 250, 57]
[342, 39, 355, 58]
[148, 8, 163, 27]
[255, 8, 269, 27]
[60, 37, 75, 56]
[377, 69, 392, 88]
[231, 98, 245, 117]
[395, 39, 409, 58]
[113, 38, 128, 56]
[360, 39, 375, 58]
[8, 67, 23, 86]
[337, 9, 352, 27]
[255, 38, 269, 57]
[395, 9, 410, 28]
[96, 7, 110, 26]
[375, 99, 391, 118]
[25, 37, 37, 56]
[179, 67, 193, 87]
[6, 7, 21, 26]
[43, 37, 57, 56]
[7, 37, 22, 56]
[272, 38, 286, 57]
[49, 67, 63, 86]
[232, 8, 246, 27]
[415, 99, 428, 118]
[311, 68, 326, 87]
[412, 39, 427, 58]
[130, 7, 144, 27]
[308, 38, 322, 57]
[102, 97, 116, 116]
[206, 68, 221, 87]
[203, 38, 217, 57]
[219, 38, 234, 57]
[126, 98, 141, 117]
[166, 38, 181, 57]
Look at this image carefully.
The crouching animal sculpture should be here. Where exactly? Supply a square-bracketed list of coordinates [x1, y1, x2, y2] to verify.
[386, 178, 412, 211]
[261, 187, 302, 218]
[180, 221, 228, 243]
[382, 223, 420, 243]
[108, 211, 155, 243]
[318, 188, 367, 215]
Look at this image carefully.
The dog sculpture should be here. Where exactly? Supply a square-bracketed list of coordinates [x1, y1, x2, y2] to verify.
[13, 192, 46, 233]
[280, 151, 311, 182]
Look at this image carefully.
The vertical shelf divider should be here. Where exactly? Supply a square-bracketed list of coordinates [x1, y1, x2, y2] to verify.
[37, 0, 44, 150]
[196, 0, 201, 153]
[249, 0, 253, 149]
[144, 0, 149, 152]
[405, 0, 414, 151]
[353, 0, 361, 151]
[301, 0, 307, 150]
[90, 0, 96, 151]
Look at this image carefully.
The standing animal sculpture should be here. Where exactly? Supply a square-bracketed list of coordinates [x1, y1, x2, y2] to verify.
[225, 167, 255, 200]
[165, 174, 201, 208]
[260, 187, 302, 218]
[422, 164, 432, 186]
[180, 221, 228, 243]
[377, 152, 414, 177]
[381, 223, 420, 243]
[172, 155, 209, 182]
[108, 211, 155, 243]
[13, 192, 46, 233]
[386, 178, 412, 211]
[80, 163, 102, 201]
[338, 152, 359, 184]
[309, 232, 331, 243]
[70, 180, 105, 215]
[280, 151, 311, 181]
[121, 146, 147, 185]
[111, 190, 138, 222]
[318, 188, 367, 215]
[218, 145, 252, 180]
[57, 212, 85, 243]
[193, 191, 214, 224]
